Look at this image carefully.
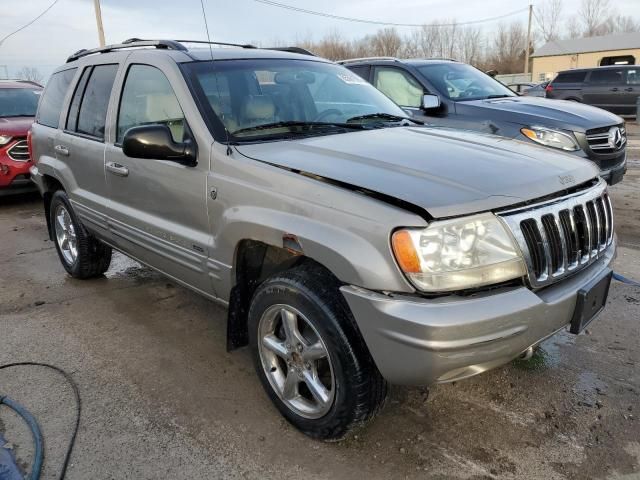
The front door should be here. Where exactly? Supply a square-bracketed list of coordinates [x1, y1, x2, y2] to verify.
[622, 68, 640, 115]
[104, 63, 212, 295]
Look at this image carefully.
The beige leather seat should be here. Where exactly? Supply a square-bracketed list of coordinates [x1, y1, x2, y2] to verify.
[239, 95, 277, 130]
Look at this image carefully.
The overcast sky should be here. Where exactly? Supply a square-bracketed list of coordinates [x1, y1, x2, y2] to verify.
[2, 0, 640, 80]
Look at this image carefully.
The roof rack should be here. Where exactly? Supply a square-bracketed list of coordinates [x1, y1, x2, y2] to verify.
[265, 46, 316, 56]
[66, 38, 316, 63]
[338, 56, 399, 64]
[0, 79, 43, 87]
[67, 39, 188, 63]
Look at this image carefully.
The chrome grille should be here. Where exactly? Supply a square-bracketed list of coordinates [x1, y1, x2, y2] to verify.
[585, 125, 626, 154]
[499, 180, 614, 288]
[7, 139, 29, 162]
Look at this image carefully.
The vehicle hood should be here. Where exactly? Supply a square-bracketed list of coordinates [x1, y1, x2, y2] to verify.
[456, 96, 623, 133]
[0, 116, 34, 136]
[234, 126, 599, 218]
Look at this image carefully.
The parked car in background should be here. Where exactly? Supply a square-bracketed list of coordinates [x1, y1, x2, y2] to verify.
[341, 57, 627, 185]
[31, 40, 616, 440]
[0, 80, 42, 195]
[545, 65, 639, 116]
[521, 82, 548, 97]
[507, 82, 535, 94]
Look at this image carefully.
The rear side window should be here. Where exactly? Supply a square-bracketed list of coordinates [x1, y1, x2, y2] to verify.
[67, 64, 118, 140]
[36, 68, 76, 128]
[553, 71, 587, 83]
[588, 69, 624, 84]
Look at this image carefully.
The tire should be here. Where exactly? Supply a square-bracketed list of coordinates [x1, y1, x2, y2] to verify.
[248, 263, 387, 440]
[50, 190, 112, 279]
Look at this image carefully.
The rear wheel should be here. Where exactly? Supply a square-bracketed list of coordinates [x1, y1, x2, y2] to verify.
[249, 264, 387, 440]
[50, 190, 112, 279]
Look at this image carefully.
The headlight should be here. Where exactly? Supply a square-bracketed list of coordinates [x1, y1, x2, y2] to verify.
[391, 213, 526, 292]
[521, 127, 579, 151]
[0, 135, 12, 145]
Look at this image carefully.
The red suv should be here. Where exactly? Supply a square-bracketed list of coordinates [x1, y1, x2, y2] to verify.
[0, 80, 42, 195]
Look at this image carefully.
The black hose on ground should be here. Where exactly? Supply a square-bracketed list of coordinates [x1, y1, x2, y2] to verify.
[0, 363, 81, 480]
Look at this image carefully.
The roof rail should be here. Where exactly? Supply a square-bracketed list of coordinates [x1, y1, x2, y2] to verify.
[175, 39, 257, 49]
[265, 46, 316, 56]
[66, 39, 187, 63]
[338, 56, 399, 64]
[65, 38, 317, 64]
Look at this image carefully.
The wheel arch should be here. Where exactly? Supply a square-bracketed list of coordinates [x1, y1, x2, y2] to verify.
[226, 238, 343, 351]
[42, 175, 65, 241]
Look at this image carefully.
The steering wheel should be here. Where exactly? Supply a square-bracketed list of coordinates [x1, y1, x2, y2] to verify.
[314, 109, 343, 122]
[460, 82, 484, 98]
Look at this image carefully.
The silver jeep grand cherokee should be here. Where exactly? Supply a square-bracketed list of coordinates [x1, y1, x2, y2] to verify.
[30, 39, 615, 440]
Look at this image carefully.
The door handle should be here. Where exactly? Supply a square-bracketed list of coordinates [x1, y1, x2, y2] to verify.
[105, 161, 129, 177]
[54, 144, 69, 156]
[625, 87, 633, 92]
[610, 87, 619, 92]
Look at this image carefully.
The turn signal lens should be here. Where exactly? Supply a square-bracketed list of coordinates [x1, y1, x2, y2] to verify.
[391, 230, 421, 273]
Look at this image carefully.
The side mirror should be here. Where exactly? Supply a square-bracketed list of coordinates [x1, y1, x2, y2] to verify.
[122, 124, 197, 166]
[421, 94, 441, 110]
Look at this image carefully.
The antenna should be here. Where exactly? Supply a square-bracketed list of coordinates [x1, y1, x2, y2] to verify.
[199, 0, 214, 60]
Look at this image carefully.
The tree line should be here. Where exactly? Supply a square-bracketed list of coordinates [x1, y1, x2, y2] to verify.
[292, 0, 639, 74]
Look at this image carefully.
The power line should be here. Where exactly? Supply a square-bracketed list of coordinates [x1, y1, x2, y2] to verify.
[0, 0, 61, 47]
[252, 0, 528, 27]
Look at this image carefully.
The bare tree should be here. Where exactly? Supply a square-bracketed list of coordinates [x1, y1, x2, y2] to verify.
[565, 16, 583, 38]
[489, 22, 526, 73]
[16, 67, 43, 84]
[537, 0, 564, 42]
[579, 0, 613, 36]
[367, 28, 403, 57]
[600, 14, 640, 34]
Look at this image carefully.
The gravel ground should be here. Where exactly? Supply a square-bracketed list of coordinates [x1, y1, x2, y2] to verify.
[1, 153, 639, 479]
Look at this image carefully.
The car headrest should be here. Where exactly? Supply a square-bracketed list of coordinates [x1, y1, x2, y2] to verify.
[241, 95, 276, 121]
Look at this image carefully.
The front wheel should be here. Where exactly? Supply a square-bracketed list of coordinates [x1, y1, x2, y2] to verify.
[248, 264, 387, 440]
[50, 190, 112, 279]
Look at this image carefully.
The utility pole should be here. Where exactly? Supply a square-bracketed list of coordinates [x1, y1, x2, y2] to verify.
[524, 4, 533, 76]
[93, 0, 106, 47]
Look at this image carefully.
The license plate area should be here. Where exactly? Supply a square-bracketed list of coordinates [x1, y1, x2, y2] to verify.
[569, 269, 612, 334]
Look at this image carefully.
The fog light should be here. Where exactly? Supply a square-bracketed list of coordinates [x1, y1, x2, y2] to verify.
[0, 164, 9, 175]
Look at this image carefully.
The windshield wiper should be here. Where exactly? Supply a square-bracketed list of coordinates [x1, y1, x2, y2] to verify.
[346, 113, 423, 125]
[486, 95, 512, 99]
[1, 114, 35, 117]
[232, 121, 367, 136]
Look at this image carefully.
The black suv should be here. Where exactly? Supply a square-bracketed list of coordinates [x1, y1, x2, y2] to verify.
[341, 58, 627, 185]
[546, 65, 639, 116]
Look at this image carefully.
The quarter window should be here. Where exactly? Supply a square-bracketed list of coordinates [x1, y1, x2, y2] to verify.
[373, 67, 423, 108]
[553, 71, 587, 83]
[117, 65, 185, 143]
[36, 68, 76, 128]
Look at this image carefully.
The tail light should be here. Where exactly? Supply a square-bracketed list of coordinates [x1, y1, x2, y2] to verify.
[27, 129, 34, 162]
[545, 84, 553, 93]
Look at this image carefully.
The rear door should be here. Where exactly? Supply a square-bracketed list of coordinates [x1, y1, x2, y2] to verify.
[58, 63, 119, 238]
[582, 68, 625, 112]
[104, 59, 211, 295]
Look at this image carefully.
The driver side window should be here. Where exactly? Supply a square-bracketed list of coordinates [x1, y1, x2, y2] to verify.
[373, 67, 423, 108]
[117, 65, 185, 144]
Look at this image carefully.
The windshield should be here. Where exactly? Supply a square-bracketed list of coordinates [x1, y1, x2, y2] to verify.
[417, 64, 516, 101]
[0, 88, 42, 117]
[184, 59, 408, 141]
